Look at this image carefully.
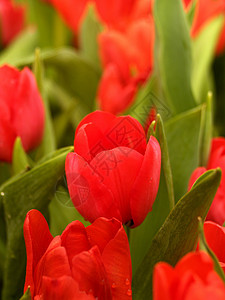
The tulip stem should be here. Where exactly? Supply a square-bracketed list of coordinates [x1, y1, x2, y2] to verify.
[124, 225, 130, 241]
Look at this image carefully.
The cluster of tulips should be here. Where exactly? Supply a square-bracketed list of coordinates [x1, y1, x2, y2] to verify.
[0, 0, 225, 299]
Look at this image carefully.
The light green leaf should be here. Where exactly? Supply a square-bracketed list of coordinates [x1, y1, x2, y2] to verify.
[0, 28, 38, 66]
[154, 0, 196, 113]
[79, 4, 102, 70]
[132, 168, 221, 299]
[19, 288, 31, 300]
[49, 186, 90, 236]
[165, 106, 203, 202]
[192, 16, 224, 103]
[1, 147, 72, 300]
[12, 137, 30, 175]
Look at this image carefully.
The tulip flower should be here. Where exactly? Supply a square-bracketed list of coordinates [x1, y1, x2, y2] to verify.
[189, 0, 225, 54]
[0, 0, 25, 46]
[49, 0, 151, 33]
[23, 209, 132, 299]
[0, 65, 45, 162]
[97, 17, 154, 115]
[188, 137, 225, 225]
[153, 251, 225, 300]
[198, 221, 225, 272]
[65, 111, 161, 228]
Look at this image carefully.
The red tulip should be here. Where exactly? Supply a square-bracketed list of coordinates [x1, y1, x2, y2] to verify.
[97, 17, 154, 115]
[190, 0, 225, 54]
[153, 251, 225, 300]
[188, 138, 225, 225]
[0, 0, 25, 46]
[0, 65, 45, 162]
[65, 111, 161, 228]
[23, 209, 132, 300]
[49, 0, 151, 32]
[198, 221, 225, 272]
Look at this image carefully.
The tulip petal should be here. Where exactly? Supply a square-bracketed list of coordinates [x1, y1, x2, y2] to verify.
[72, 246, 112, 300]
[90, 147, 143, 223]
[105, 115, 147, 154]
[50, 0, 89, 32]
[176, 251, 213, 280]
[75, 110, 116, 137]
[23, 210, 53, 296]
[34, 246, 72, 295]
[12, 67, 45, 152]
[40, 276, 95, 300]
[0, 101, 16, 161]
[65, 152, 121, 223]
[74, 123, 113, 161]
[153, 263, 175, 300]
[101, 224, 132, 300]
[61, 220, 91, 268]
[86, 217, 121, 254]
[97, 64, 137, 115]
[203, 221, 225, 266]
[130, 136, 161, 227]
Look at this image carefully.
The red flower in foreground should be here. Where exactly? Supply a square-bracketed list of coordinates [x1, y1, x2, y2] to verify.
[24, 209, 132, 300]
[198, 221, 225, 272]
[190, 0, 225, 54]
[65, 111, 161, 228]
[0, 0, 25, 46]
[0, 65, 45, 162]
[153, 251, 225, 300]
[188, 138, 225, 225]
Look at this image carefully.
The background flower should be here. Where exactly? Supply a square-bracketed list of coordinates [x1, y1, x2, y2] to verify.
[0, 65, 45, 162]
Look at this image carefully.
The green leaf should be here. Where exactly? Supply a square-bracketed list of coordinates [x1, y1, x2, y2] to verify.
[126, 74, 172, 127]
[198, 92, 213, 166]
[191, 16, 224, 103]
[132, 168, 221, 299]
[156, 114, 175, 210]
[154, 0, 196, 114]
[1, 147, 72, 300]
[49, 186, 90, 236]
[12, 138, 30, 175]
[165, 106, 203, 202]
[33, 49, 56, 159]
[0, 28, 38, 66]
[79, 4, 102, 70]
[19, 288, 31, 300]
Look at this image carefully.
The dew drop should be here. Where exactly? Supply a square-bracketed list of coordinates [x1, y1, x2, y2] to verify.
[125, 278, 130, 286]
[111, 282, 116, 289]
[127, 289, 132, 296]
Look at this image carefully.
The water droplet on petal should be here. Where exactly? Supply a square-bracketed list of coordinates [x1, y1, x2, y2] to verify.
[111, 282, 116, 289]
[125, 278, 130, 286]
[127, 289, 132, 296]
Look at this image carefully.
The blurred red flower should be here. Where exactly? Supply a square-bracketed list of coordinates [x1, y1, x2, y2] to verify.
[0, 65, 45, 162]
[97, 16, 154, 115]
[65, 111, 161, 228]
[188, 138, 225, 225]
[190, 0, 225, 54]
[0, 0, 25, 46]
[23, 209, 132, 300]
[153, 251, 225, 300]
[197, 221, 225, 272]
